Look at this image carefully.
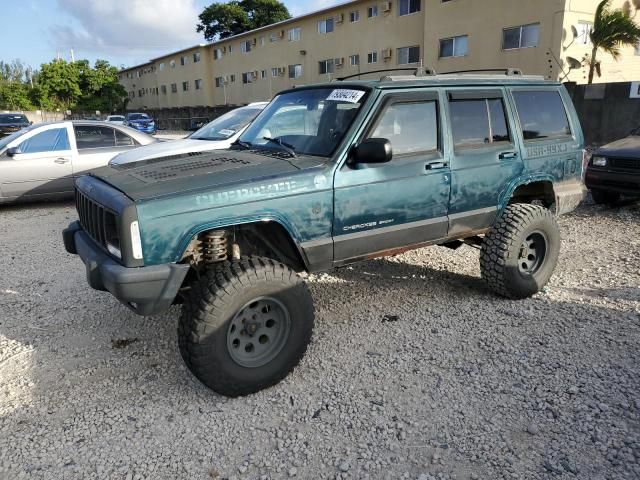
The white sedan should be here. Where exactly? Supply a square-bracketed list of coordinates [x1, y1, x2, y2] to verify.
[109, 102, 268, 165]
[0, 121, 156, 204]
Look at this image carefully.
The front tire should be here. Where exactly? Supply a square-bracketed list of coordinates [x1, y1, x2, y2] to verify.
[590, 189, 620, 205]
[480, 204, 560, 299]
[178, 257, 314, 397]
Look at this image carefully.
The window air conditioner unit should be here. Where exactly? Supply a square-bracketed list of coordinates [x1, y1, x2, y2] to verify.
[252, 38, 257, 45]
[278, 30, 285, 38]
[277, 67, 286, 75]
[382, 1, 391, 12]
[335, 57, 344, 67]
[335, 13, 344, 23]
[383, 48, 393, 59]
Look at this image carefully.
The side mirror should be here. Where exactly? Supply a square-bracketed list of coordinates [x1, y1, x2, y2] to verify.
[6, 147, 21, 157]
[351, 138, 393, 165]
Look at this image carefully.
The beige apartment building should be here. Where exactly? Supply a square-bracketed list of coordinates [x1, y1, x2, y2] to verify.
[119, 0, 640, 110]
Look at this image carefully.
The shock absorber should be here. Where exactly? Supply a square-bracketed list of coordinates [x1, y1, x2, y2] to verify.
[203, 230, 228, 264]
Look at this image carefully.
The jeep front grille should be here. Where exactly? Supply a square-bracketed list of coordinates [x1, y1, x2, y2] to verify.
[609, 158, 639, 171]
[75, 188, 120, 252]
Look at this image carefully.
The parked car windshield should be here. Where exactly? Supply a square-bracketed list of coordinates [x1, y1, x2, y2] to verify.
[239, 87, 368, 157]
[128, 113, 151, 121]
[108, 116, 125, 121]
[0, 114, 28, 124]
[191, 106, 263, 141]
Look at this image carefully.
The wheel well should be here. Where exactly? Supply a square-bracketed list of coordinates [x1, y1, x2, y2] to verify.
[509, 181, 555, 208]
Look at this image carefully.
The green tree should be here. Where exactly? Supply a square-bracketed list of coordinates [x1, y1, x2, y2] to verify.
[197, 0, 290, 41]
[76, 59, 127, 112]
[37, 59, 81, 109]
[588, 0, 640, 83]
[0, 82, 33, 110]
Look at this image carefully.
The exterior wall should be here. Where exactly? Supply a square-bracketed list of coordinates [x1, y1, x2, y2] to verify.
[117, 0, 640, 110]
[209, 0, 425, 106]
[561, 0, 640, 83]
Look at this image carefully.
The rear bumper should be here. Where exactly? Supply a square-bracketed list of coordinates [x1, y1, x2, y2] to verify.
[554, 179, 587, 216]
[63, 221, 189, 316]
[585, 169, 640, 196]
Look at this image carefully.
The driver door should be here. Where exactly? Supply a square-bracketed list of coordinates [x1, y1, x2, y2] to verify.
[333, 90, 451, 264]
[0, 124, 74, 200]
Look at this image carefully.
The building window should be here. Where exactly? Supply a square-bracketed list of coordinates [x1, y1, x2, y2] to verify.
[229, 74, 236, 83]
[261, 69, 267, 78]
[171, 83, 177, 93]
[193, 52, 201, 63]
[241, 41, 252, 53]
[272, 67, 279, 77]
[170, 60, 176, 68]
[503, 23, 540, 50]
[398, 0, 421, 16]
[214, 48, 223, 60]
[288, 27, 301, 41]
[318, 18, 334, 34]
[182, 81, 189, 91]
[270, 32, 279, 42]
[161, 85, 167, 94]
[368, 5, 378, 17]
[242, 72, 254, 84]
[288, 64, 302, 79]
[397, 45, 420, 64]
[439, 35, 468, 58]
[195, 79, 203, 90]
[228, 45, 234, 53]
[367, 51, 378, 63]
[215, 77, 225, 87]
[159, 62, 165, 71]
[319, 59, 336, 75]
[260, 36, 265, 46]
[349, 54, 360, 66]
[350, 10, 360, 22]
[575, 21, 593, 45]
[180, 56, 187, 66]
[449, 96, 510, 148]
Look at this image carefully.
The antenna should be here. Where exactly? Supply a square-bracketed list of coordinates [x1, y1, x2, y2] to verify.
[70, 48, 75, 62]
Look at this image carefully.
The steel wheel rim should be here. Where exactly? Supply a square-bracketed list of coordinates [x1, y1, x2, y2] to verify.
[226, 296, 291, 368]
[518, 230, 547, 276]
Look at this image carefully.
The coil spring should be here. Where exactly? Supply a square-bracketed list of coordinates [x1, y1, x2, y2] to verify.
[203, 230, 227, 264]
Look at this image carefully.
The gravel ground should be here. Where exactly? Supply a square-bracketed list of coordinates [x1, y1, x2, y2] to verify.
[0, 199, 639, 480]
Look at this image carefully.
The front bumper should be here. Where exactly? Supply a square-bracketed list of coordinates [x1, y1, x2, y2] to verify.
[63, 221, 189, 316]
[130, 124, 156, 134]
[585, 169, 640, 196]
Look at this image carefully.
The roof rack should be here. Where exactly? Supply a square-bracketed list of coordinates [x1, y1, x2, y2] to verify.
[336, 67, 436, 81]
[439, 68, 524, 76]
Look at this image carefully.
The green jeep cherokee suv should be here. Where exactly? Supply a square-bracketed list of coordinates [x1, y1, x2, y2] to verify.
[63, 70, 586, 396]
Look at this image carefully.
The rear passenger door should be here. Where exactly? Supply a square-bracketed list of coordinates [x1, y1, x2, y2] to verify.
[333, 90, 450, 263]
[72, 125, 138, 175]
[444, 88, 524, 235]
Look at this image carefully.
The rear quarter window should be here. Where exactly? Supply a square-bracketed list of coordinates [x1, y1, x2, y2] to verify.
[512, 90, 571, 141]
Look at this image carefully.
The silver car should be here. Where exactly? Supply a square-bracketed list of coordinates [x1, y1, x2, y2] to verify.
[0, 121, 156, 204]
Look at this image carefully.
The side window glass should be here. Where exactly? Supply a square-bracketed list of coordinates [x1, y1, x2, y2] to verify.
[18, 128, 70, 154]
[115, 129, 135, 146]
[74, 126, 116, 149]
[512, 91, 572, 140]
[369, 100, 438, 156]
[450, 97, 510, 148]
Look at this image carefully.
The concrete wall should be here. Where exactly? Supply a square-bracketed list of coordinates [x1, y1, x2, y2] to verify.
[1, 111, 66, 124]
[565, 81, 640, 145]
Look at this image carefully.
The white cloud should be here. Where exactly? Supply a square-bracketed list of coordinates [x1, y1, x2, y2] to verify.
[50, 0, 202, 60]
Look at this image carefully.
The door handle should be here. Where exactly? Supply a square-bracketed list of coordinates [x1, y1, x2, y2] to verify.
[499, 151, 518, 160]
[54, 158, 70, 164]
[425, 161, 448, 170]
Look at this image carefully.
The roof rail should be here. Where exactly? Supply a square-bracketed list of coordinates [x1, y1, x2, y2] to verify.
[439, 68, 524, 76]
[336, 67, 436, 81]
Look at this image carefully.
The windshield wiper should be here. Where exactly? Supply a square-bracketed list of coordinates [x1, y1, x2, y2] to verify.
[231, 139, 253, 150]
[263, 137, 297, 157]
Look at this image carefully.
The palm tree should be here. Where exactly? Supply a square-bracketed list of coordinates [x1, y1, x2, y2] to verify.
[588, 0, 640, 83]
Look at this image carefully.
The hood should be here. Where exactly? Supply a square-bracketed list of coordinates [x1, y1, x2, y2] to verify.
[595, 136, 640, 158]
[91, 149, 325, 202]
[110, 138, 226, 165]
[0, 123, 28, 129]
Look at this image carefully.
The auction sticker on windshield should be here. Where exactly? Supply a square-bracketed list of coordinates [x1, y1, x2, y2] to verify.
[327, 89, 366, 103]
[218, 129, 235, 136]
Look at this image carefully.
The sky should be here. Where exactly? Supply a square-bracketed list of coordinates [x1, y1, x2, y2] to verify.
[1, 0, 342, 71]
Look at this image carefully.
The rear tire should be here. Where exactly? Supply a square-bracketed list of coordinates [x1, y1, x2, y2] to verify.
[178, 256, 314, 397]
[590, 189, 620, 205]
[480, 204, 560, 299]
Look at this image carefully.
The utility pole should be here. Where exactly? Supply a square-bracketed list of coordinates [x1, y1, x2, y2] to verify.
[70, 49, 75, 62]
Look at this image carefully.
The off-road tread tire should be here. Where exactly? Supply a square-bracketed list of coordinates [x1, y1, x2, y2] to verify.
[178, 256, 314, 397]
[590, 189, 620, 205]
[480, 204, 560, 299]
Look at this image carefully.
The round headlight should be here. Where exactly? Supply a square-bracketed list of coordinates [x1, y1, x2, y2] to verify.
[592, 156, 607, 167]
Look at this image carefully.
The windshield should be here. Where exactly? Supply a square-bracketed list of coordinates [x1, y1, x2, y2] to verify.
[109, 116, 124, 121]
[239, 87, 368, 157]
[0, 114, 28, 124]
[191, 107, 263, 141]
[128, 113, 150, 121]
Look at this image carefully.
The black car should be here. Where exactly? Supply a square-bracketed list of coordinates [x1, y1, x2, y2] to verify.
[0, 113, 30, 137]
[586, 127, 640, 203]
